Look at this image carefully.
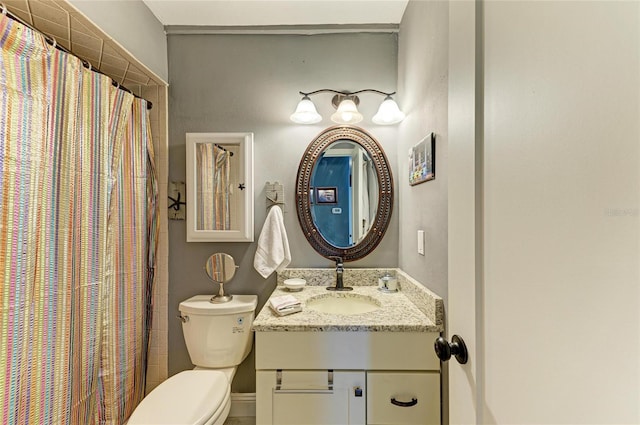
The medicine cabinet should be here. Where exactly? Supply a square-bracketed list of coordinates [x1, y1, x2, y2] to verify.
[185, 132, 254, 242]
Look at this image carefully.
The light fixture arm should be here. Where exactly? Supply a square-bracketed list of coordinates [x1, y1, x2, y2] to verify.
[299, 89, 396, 98]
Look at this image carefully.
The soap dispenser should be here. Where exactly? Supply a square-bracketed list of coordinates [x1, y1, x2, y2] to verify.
[378, 273, 398, 293]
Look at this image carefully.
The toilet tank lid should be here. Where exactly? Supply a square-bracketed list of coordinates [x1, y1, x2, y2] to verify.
[179, 294, 258, 315]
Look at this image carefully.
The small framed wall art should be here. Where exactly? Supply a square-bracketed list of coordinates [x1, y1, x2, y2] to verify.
[409, 133, 435, 186]
[168, 181, 186, 220]
[316, 187, 338, 204]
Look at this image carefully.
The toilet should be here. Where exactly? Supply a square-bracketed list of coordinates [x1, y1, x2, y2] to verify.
[127, 294, 258, 425]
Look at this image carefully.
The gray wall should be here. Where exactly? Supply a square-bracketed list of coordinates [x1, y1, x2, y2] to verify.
[70, 0, 168, 82]
[397, 1, 449, 301]
[167, 32, 399, 391]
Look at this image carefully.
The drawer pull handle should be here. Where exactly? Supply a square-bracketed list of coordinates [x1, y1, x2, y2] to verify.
[391, 397, 418, 407]
[274, 369, 334, 394]
[274, 389, 334, 395]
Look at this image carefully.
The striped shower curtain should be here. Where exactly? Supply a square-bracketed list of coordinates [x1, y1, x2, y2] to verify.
[0, 14, 157, 425]
[97, 98, 158, 424]
[196, 143, 231, 230]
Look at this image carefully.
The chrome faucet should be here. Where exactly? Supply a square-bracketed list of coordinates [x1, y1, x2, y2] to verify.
[327, 256, 353, 291]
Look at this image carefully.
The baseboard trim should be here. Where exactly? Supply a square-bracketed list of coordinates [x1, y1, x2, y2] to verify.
[229, 392, 256, 417]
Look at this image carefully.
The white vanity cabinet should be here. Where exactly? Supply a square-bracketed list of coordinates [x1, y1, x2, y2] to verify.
[255, 331, 441, 425]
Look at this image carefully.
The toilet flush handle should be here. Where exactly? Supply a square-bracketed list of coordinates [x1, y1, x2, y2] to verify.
[176, 314, 189, 323]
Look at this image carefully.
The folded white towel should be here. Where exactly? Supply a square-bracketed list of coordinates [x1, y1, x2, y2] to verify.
[253, 206, 291, 278]
[269, 295, 302, 316]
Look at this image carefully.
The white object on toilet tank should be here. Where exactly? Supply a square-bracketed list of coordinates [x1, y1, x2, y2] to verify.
[179, 294, 258, 368]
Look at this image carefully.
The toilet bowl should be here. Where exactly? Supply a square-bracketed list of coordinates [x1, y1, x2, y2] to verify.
[127, 295, 258, 425]
[127, 370, 230, 425]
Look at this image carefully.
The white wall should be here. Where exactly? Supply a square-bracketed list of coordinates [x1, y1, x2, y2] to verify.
[481, 2, 639, 422]
[398, 1, 449, 300]
[70, 0, 168, 82]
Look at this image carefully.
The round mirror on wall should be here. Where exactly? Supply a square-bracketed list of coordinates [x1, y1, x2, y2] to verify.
[204, 253, 238, 303]
[296, 126, 393, 261]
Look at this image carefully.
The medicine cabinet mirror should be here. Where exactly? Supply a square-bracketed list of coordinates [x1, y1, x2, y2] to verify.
[295, 126, 393, 261]
[186, 132, 254, 242]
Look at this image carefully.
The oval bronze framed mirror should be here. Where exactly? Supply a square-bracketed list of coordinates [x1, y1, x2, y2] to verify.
[295, 126, 393, 261]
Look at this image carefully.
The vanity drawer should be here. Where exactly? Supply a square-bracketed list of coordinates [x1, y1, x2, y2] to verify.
[366, 372, 440, 425]
[257, 370, 366, 424]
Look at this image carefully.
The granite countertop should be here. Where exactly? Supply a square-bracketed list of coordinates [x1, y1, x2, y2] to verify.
[252, 284, 441, 333]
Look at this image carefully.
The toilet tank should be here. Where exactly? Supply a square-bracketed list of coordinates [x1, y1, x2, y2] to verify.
[179, 294, 258, 368]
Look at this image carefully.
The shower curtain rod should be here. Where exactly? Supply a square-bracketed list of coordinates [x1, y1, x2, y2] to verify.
[1, 5, 153, 110]
[214, 143, 234, 156]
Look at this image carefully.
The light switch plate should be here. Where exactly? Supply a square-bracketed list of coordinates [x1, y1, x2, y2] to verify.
[417, 230, 425, 255]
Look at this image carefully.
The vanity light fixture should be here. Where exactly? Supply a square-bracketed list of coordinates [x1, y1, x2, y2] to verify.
[290, 89, 405, 125]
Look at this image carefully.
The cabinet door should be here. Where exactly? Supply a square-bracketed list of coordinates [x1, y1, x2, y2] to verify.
[367, 372, 440, 425]
[257, 370, 365, 425]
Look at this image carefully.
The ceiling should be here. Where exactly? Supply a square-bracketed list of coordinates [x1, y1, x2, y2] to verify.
[142, 0, 409, 27]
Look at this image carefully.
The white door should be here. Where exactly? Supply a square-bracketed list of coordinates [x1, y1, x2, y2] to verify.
[447, 1, 640, 424]
[446, 1, 480, 423]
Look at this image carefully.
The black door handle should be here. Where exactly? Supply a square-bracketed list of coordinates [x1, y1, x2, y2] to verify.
[434, 335, 468, 364]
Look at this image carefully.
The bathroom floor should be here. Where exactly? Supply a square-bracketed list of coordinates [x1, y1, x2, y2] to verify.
[224, 417, 255, 425]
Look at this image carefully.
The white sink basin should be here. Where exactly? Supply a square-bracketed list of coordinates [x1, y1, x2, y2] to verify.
[306, 294, 381, 315]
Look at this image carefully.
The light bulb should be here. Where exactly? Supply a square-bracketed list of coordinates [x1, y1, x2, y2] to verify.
[330, 98, 363, 124]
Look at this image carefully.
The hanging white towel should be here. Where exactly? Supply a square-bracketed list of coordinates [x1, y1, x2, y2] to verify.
[253, 206, 291, 278]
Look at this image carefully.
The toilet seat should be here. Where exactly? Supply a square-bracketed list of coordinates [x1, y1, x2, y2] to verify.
[127, 370, 230, 425]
